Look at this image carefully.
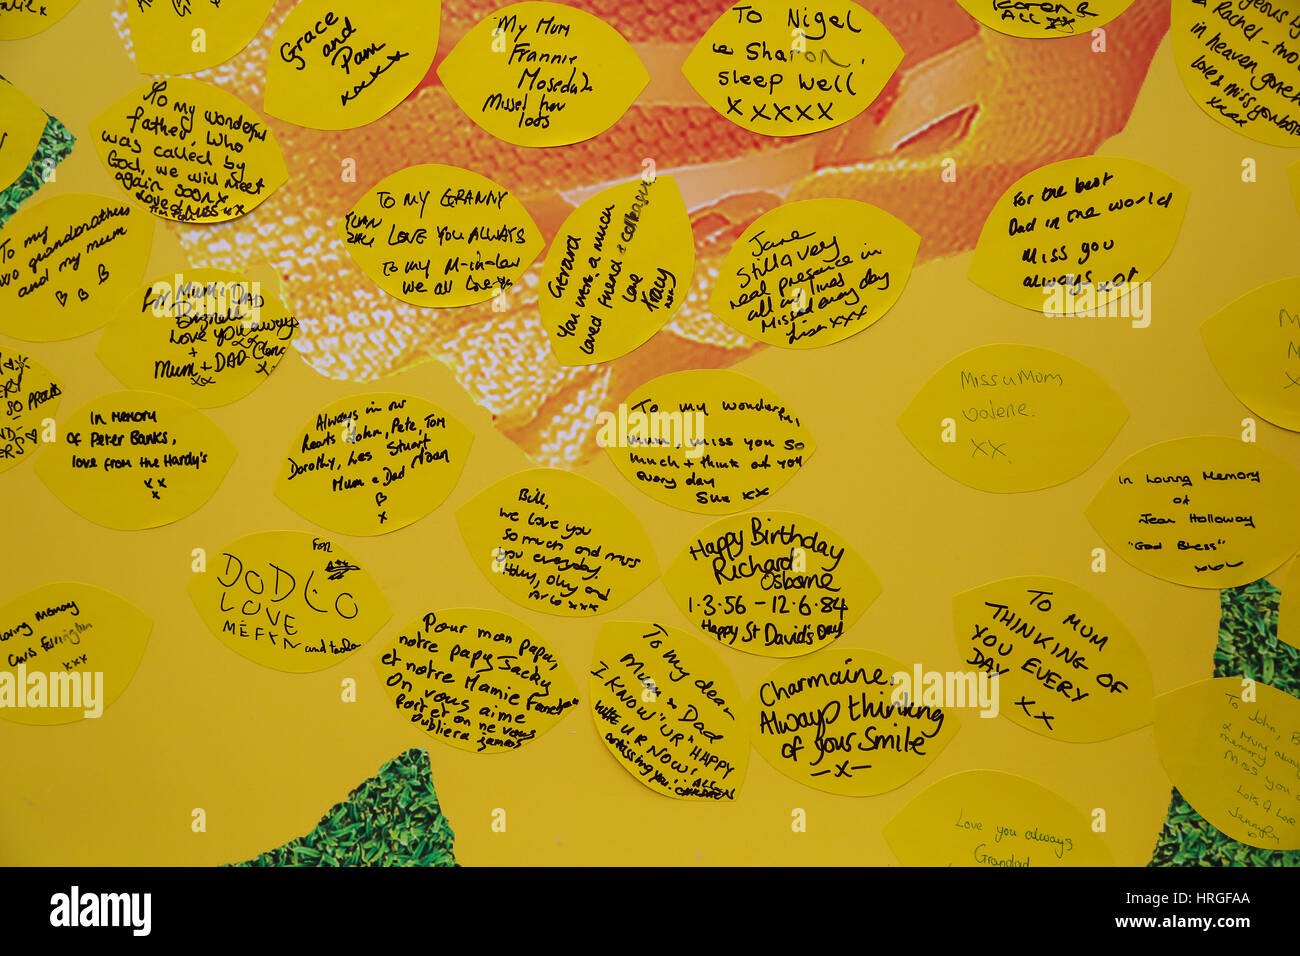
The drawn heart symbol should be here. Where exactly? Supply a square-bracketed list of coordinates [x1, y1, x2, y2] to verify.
[54, 290, 67, 307]
[97, 263, 109, 284]
[374, 491, 388, 507]
[77, 288, 89, 301]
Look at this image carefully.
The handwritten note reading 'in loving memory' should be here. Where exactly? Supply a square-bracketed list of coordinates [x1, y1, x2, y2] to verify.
[1202, 277, 1300, 432]
[374, 607, 580, 753]
[0, 193, 153, 342]
[265, 0, 441, 130]
[339, 164, 544, 308]
[0, 582, 152, 726]
[439, 1, 648, 147]
[969, 156, 1188, 313]
[0, 0, 78, 40]
[0, 348, 61, 475]
[126, 0, 275, 74]
[953, 0, 1136, 38]
[885, 771, 1114, 867]
[1087, 436, 1300, 588]
[1156, 678, 1300, 851]
[189, 530, 391, 673]
[0, 79, 48, 193]
[35, 390, 235, 531]
[664, 511, 879, 658]
[90, 78, 288, 224]
[591, 622, 749, 801]
[274, 393, 473, 537]
[898, 343, 1129, 493]
[711, 198, 919, 349]
[97, 269, 297, 408]
[538, 176, 694, 365]
[682, 0, 902, 136]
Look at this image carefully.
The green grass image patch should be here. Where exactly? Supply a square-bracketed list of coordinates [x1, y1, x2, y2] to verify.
[0, 78, 74, 227]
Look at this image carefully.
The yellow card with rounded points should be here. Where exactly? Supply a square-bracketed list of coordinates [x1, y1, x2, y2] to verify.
[455, 467, 658, 617]
[601, 369, 816, 515]
[374, 607, 580, 753]
[898, 343, 1128, 493]
[96, 268, 297, 408]
[35, 390, 235, 531]
[664, 510, 879, 658]
[0, 193, 153, 342]
[0, 79, 47, 193]
[1279, 558, 1300, 651]
[1086, 436, 1300, 589]
[90, 78, 288, 224]
[885, 770, 1114, 867]
[952, 575, 1153, 742]
[969, 156, 1188, 313]
[539, 176, 694, 366]
[265, 0, 441, 131]
[1155, 677, 1300, 850]
[127, 0, 275, 75]
[274, 392, 473, 537]
[750, 648, 959, 796]
[682, 0, 902, 137]
[710, 198, 919, 349]
[953, 0, 1135, 39]
[1201, 277, 1300, 432]
[0, 0, 77, 39]
[0, 346, 62, 475]
[339, 164, 544, 308]
[0, 582, 152, 726]
[190, 530, 391, 674]
[591, 621, 749, 801]
[439, 1, 647, 147]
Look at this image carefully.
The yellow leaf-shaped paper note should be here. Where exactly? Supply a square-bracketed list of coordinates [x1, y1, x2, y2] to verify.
[539, 176, 693, 365]
[710, 198, 918, 349]
[275, 392, 473, 536]
[1202, 277, 1300, 432]
[969, 156, 1188, 312]
[190, 530, 391, 673]
[35, 390, 236, 530]
[439, 1, 647, 147]
[97, 269, 297, 408]
[885, 771, 1114, 867]
[952, 575, 1153, 742]
[0, 0, 77, 39]
[1155, 677, 1300, 850]
[1086, 436, 1300, 588]
[265, 0, 440, 130]
[0, 79, 47, 193]
[0, 193, 153, 342]
[664, 510, 879, 658]
[751, 648, 959, 796]
[898, 343, 1128, 493]
[90, 78, 288, 223]
[953, 0, 1135, 38]
[682, 0, 901, 136]
[0, 346, 62, 474]
[127, 0, 274, 74]
[374, 607, 579, 752]
[1280, 558, 1300, 651]
[1291, 161, 1300, 218]
[339, 164, 543, 307]
[456, 467, 658, 617]
[591, 621, 749, 800]
[601, 369, 816, 514]
[0, 582, 152, 726]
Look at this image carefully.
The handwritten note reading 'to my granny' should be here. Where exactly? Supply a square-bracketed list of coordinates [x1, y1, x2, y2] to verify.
[0, 348, 61, 474]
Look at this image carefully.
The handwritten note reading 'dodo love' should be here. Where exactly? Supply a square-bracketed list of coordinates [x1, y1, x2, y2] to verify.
[953, 0, 1135, 39]
[126, 0, 275, 74]
[0, 347, 61, 474]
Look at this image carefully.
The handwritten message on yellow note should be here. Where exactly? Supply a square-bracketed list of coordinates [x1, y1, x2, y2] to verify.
[591, 621, 749, 801]
[0, 0, 77, 39]
[953, 0, 1135, 38]
[969, 157, 1188, 313]
[265, 0, 440, 130]
[1202, 277, 1300, 432]
[664, 511, 879, 657]
[898, 343, 1128, 493]
[0, 79, 47, 193]
[885, 771, 1114, 867]
[682, 0, 901, 136]
[1156, 678, 1300, 850]
[0, 582, 152, 726]
[1087, 436, 1300, 588]
[439, 1, 647, 147]
[1279, 559, 1300, 651]
[339, 164, 544, 308]
[189, 530, 391, 673]
[711, 198, 918, 349]
[0, 193, 153, 342]
[0, 347, 61, 475]
[539, 176, 693, 365]
[952, 575, 1153, 742]
[374, 607, 579, 753]
[36, 390, 235, 530]
[275, 392, 473, 536]
[91, 78, 288, 224]
[97, 269, 297, 408]
[127, 0, 274, 74]
[751, 648, 959, 796]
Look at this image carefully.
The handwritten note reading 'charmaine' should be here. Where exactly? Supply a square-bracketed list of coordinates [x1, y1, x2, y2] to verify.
[1202, 276, 1300, 432]
[0, 348, 61, 474]
[953, 0, 1135, 39]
